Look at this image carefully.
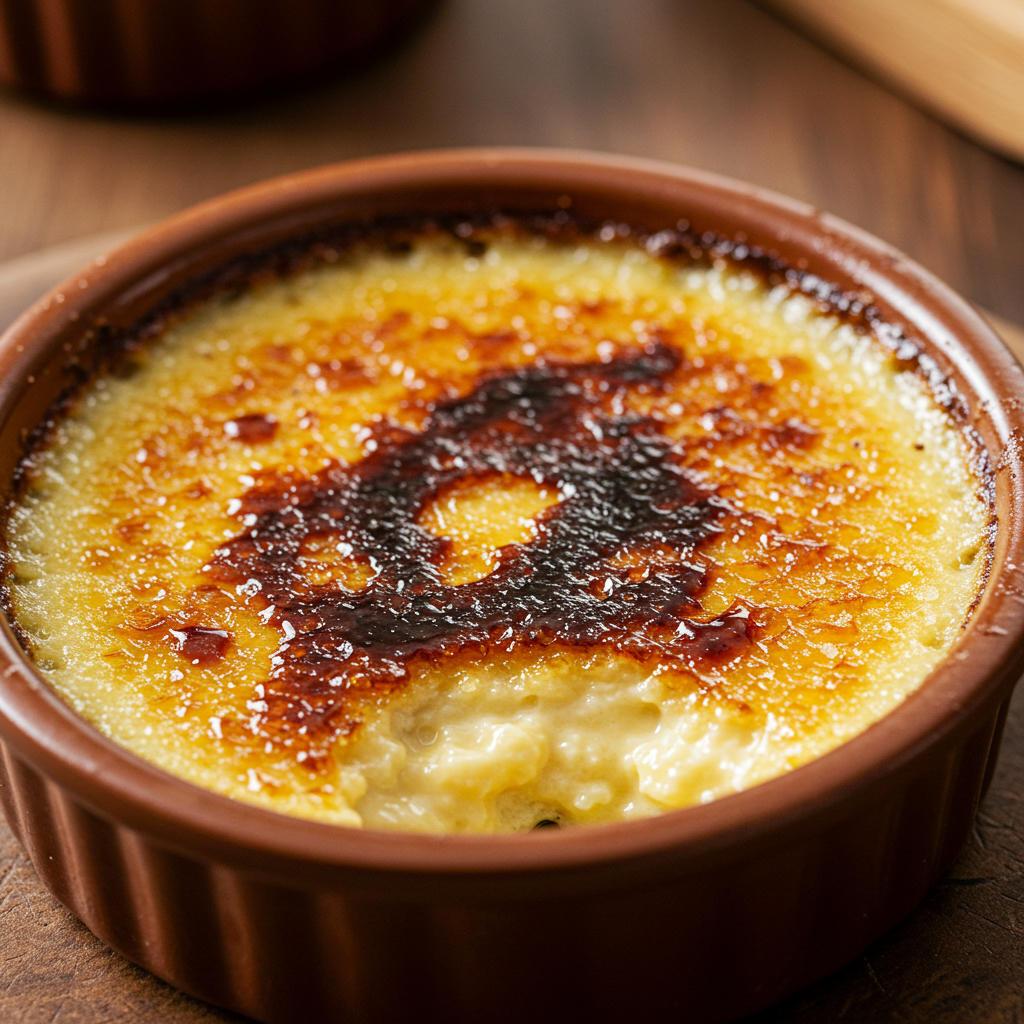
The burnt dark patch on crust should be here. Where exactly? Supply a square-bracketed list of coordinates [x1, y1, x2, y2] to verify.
[169, 626, 232, 665]
[224, 413, 278, 444]
[207, 343, 757, 757]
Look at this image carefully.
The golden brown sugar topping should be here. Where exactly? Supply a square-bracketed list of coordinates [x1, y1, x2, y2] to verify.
[203, 343, 765, 762]
[3, 216, 992, 830]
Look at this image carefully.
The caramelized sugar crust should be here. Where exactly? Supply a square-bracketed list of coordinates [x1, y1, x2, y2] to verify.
[207, 343, 756, 762]
[2, 216, 992, 830]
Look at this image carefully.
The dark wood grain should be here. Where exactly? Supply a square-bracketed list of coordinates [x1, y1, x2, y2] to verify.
[0, 0, 1022, 1020]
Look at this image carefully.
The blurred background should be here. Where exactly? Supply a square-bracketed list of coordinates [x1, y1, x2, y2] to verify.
[0, 1, 1022, 1021]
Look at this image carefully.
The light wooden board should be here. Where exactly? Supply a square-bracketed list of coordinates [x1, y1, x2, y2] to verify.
[762, 0, 1024, 162]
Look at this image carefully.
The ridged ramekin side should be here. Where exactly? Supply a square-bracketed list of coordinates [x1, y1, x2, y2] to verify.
[0, 688, 1011, 1024]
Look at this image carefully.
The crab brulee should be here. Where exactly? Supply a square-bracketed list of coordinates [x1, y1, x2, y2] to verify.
[1, 214, 992, 833]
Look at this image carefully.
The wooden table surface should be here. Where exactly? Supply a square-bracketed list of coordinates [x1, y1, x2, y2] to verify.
[1, 1, 1022, 1020]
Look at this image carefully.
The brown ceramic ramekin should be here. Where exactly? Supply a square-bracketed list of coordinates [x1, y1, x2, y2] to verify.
[0, 0, 434, 109]
[1, 150, 1023, 1024]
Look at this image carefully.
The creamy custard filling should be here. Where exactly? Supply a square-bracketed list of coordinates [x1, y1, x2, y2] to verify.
[2, 217, 992, 832]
